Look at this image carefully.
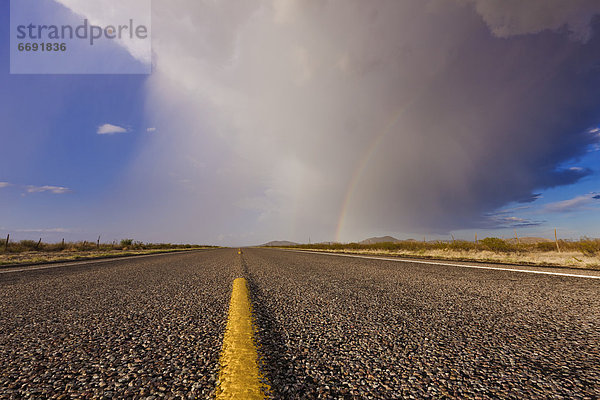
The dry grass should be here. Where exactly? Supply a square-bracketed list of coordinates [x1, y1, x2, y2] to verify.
[292, 248, 599, 269]
[0, 239, 212, 254]
[270, 238, 600, 269]
[0, 244, 217, 267]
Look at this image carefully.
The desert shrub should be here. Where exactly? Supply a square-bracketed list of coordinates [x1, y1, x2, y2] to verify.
[18, 240, 39, 251]
[280, 236, 600, 256]
[576, 238, 600, 256]
[74, 241, 96, 251]
[480, 237, 515, 253]
[535, 242, 556, 252]
[0, 239, 209, 254]
[44, 242, 65, 251]
[447, 240, 478, 251]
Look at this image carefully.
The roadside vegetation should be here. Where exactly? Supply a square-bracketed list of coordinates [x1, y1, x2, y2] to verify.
[0, 238, 218, 266]
[269, 238, 600, 269]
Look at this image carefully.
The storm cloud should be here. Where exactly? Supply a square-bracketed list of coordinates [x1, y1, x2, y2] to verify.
[59, 0, 600, 243]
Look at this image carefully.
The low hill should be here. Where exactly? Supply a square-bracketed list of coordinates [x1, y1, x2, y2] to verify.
[262, 240, 299, 247]
[359, 236, 401, 244]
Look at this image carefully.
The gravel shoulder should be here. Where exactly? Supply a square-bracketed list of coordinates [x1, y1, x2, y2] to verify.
[268, 247, 600, 271]
[283, 249, 600, 278]
[0, 248, 214, 268]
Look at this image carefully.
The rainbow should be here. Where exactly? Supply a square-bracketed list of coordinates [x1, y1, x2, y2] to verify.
[334, 99, 419, 242]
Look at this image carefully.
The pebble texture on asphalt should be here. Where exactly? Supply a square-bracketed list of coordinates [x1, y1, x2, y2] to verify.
[244, 248, 600, 399]
[0, 250, 238, 399]
[1, 248, 599, 399]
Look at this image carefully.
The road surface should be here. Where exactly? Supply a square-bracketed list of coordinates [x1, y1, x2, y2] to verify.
[1, 248, 598, 399]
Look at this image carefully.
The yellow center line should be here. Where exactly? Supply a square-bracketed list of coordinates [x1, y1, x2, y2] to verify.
[216, 277, 269, 399]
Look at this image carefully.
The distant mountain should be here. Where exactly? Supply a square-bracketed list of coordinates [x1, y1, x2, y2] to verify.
[261, 240, 299, 247]
[359, 236, 401, 244]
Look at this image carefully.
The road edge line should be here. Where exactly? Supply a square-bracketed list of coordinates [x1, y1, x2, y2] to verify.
[279, 249, 600, 280]
[0, 249, 216, 274]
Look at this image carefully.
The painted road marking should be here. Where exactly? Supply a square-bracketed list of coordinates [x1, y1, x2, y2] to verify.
[216, 278, 269, 399]
[284, 250, 600, 280]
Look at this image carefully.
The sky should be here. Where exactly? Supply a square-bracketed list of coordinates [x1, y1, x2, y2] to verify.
[1, 0, 600, 246]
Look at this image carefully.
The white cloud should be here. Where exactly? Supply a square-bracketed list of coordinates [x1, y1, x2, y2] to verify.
[543, 193, 600, 213]
[146, 127, 157, 132]
[26, 185, 71, 194]
[0, 182, 71, 194]
[14, 227, 72, 233]
[97, 123, 128, 135]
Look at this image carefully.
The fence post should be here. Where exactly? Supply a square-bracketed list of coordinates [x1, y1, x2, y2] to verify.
[554, 228, 561, 253]
[475, 233, 478, 244]
[37, 238, 42, 250]
[61, 238, 65, 249]
[4, 234, 9, 251]
[97, 235, 101, 249]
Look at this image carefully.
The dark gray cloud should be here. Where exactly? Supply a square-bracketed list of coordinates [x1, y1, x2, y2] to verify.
[464, 0, 600, 41]
[516, 194, 542, 204]
[483, 207, 544, 229]
[73, 0, 600, 243]
[335, 2, 600, 234]
[487, 216, 545, 229]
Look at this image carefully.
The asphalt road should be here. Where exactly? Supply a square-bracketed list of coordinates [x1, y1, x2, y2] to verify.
[1, 248, 599, 399]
